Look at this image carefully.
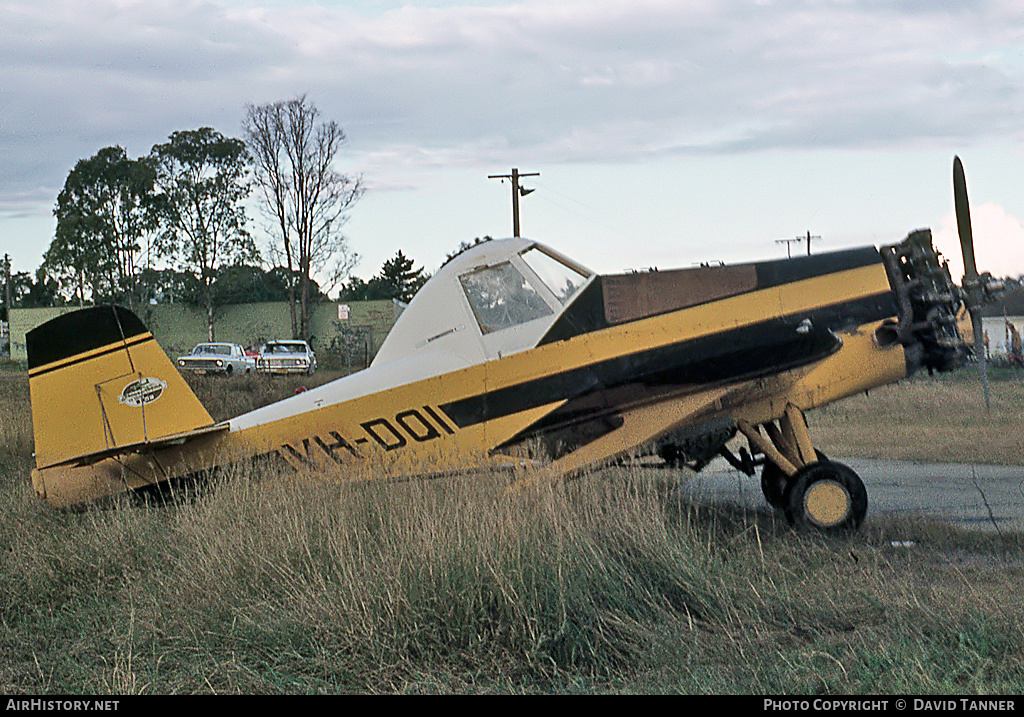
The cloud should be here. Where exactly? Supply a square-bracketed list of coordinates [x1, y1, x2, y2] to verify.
[327, 1, 1024, 167]
[933, 202, 1024, 280]
[3, 0, 1024, 275]
[7, 1, 1023, 168]
[0, 1, 293, 212]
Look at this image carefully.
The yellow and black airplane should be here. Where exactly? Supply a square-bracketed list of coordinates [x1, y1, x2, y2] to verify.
[26, 158, 1002, 532]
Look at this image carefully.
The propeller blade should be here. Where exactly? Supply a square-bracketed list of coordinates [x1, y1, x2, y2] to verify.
[953, 155, 979, 280]
[954, 156, 991, 411]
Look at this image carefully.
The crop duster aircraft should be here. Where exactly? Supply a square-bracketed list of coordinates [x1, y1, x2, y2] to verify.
[26, 158, 1003, 532]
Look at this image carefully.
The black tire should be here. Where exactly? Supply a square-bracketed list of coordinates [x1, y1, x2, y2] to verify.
[225, 364, 233, 376]
[760, 463, 787, 510]
[783, 460, 867, 533]
[761, 450, 827, 511]
[658, 443, 684, 468]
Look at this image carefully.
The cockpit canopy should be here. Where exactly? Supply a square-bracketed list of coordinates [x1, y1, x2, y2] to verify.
[458, 246, 589, 335]
[371, 238, 592, 372]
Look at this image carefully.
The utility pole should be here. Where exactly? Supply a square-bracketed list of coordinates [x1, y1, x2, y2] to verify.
[776, 231, 820, 258]
[775, 237, 801, 258]
[800, 230, 820, 255]
[488, 168, 539, 237]
[3, 254, 10, 319]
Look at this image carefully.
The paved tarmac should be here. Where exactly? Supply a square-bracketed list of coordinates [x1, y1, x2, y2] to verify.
[686, 458, 1024, 532]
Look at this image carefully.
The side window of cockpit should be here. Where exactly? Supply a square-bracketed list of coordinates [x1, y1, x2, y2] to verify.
[519, 247, 589, 304]
[459, 262, 553, 334]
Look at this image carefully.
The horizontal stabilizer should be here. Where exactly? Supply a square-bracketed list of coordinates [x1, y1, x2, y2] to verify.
[51, 421, 230, 469]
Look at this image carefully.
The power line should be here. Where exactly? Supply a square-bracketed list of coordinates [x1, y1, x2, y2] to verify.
[776, 231, 820, 257]
[488, 168, 539, 237]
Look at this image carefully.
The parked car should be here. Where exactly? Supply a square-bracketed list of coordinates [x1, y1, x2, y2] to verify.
[176, 342, 256, 375]
[257, 339, 317, 375]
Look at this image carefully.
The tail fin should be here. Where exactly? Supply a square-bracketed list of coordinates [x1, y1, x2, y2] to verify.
[27, 306, 214, 470]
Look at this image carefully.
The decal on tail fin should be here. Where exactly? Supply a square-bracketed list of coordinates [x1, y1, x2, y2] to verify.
[27, 306, 215, 469]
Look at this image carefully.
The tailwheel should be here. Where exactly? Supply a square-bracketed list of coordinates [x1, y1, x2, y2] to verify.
[783, 460, 867, 534]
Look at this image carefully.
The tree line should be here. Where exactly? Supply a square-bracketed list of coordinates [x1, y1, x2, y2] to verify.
[3, 95, 431, 341]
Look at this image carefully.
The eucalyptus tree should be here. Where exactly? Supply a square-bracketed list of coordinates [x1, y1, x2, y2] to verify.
[8, 267, 62, 308]
[150, 127, 257, 340]
[49, 146, 157, 307]
[243, 95, 363, 340]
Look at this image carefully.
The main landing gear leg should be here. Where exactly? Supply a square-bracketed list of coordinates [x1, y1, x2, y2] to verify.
[737, 405, 868, 533]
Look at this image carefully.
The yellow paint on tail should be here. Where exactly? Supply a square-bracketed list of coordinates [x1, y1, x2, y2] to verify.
[29, 332, 214, 470]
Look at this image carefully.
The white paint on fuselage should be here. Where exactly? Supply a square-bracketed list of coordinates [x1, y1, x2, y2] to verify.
[229, 238, 594, 432]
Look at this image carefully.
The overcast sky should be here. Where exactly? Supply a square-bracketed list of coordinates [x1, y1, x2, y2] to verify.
[2, 0, 1023, 288]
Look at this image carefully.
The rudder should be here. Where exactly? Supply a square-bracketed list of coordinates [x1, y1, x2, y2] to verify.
[27, 306, 214, 470]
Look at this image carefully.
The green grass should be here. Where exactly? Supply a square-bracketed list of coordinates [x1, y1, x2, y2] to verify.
[811, 370, 1024, 465]
[1, 366, 1023, 693]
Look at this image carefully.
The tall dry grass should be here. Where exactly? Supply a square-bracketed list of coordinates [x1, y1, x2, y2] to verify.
[1, 365, 1023, 693]
[0, 371, 32, 459]
[812, 375, 1024, 465]
[2, 454, 1022, 693]
[181, 370, 346, 422]
[0, 452, 754, 692]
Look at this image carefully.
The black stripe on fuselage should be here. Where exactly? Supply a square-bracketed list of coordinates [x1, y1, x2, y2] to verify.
[752, 246, 883, 289]
[26, 306, 149, 371]
[540, 246, 886, 345]
[440, 291, 894, 430]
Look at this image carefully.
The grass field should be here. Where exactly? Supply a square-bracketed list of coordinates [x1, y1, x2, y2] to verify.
[811, 373, 1024, 466]
[1, 364, 1022, 694]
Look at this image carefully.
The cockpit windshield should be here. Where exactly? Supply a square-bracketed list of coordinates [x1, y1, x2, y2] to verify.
[459, 262, 553, 334]
[519, 246, 589, 304]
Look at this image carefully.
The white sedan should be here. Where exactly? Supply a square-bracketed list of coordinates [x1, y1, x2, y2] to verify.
[257, 340, 317, 375]
[176, 343, 256, 375]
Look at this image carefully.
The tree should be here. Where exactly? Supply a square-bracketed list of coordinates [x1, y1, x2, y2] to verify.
[47, 208, 101, 307]
[213, 264, 314, 304]
[337, 275, 372, 301]
[136, 267, 200, 305]
[338, 251, 429, 303]
[243, 95, 363, 340]
[443, 236, 493, 266]
[9, 267, 62, 308]
[49, 146, 157, 308]
[150, 128, 257, 340]
[264, 266, 325, 303]
[372, 250, 428, 303]
[212, 264, 276, 305]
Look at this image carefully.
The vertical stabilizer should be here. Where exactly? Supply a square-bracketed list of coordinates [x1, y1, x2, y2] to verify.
[27, 306, 214, 469]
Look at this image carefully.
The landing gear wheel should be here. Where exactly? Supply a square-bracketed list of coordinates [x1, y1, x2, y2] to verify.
[657, 443, 684, 468]
[761, 450, 827, 511]
[783, 460, 867, 533]
[760, 464, 786, 510]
